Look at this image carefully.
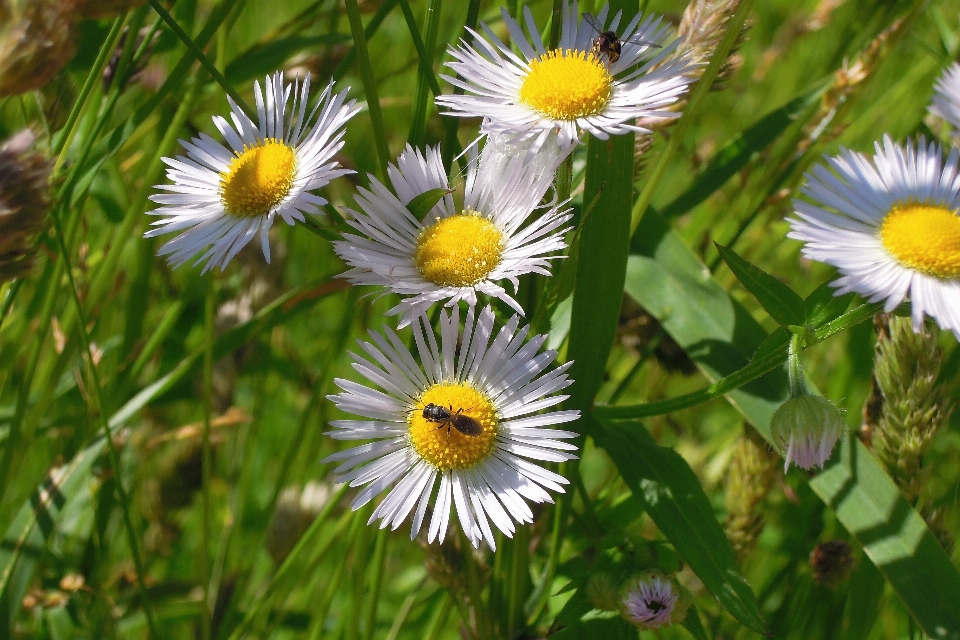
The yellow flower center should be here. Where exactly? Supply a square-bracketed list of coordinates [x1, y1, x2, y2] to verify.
[219, 139, 297, 218]
[414, 211, 504, 287]
[518, 49, 613, 120]
[880, 203, 960, 278]
[408, 383, 498, 470]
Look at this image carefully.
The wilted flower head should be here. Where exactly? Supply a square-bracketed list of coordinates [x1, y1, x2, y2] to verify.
[810, 539, 854, 586]
[620, 572, 688, 630]
[0, 130, 52, 283]
[770, 394, 843, 472]
[0, 0, 77, 97]
[929, 62, 960, 131]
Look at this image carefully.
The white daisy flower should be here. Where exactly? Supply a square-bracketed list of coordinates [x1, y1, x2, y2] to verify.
[789, 136, 960, 338]
[930, 62, 960, 130]
[436, 1, 694, 155]
[323, 305, 580, 551]
[146, 72, 360, 273]
[333, 137, 571, 327]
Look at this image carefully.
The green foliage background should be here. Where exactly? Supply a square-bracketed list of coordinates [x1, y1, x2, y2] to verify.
[0, 0, 959, 638]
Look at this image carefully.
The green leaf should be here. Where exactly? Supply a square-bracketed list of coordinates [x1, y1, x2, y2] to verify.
[567, 134, 635, 419]
[620, 208, 960, 638]
[0, 437, 107, 633]
[660, 83, 827, 219]
[811, 434, 960, 639]
[593, 419, 766, 634]
[225, 34, 351, 85]
[626, 210, 790, 429]
[406, 188, 451, 220]
[683, 606, 709, 640]
[804, 279, 855, 326]
[549, 612, 637, 640]
[839, 555, 884, 640]
[717, 243, 806, 327]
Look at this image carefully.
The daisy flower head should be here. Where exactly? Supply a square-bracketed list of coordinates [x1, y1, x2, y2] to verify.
[146, 72, 360, 273]
[789, 136, 960, 338]
[930, 62, 960, 130]
[620, 572, 688, 630]
[333, 137, 572, 327]
[436, 1, 694, 155]
[323, 305, 580, 551]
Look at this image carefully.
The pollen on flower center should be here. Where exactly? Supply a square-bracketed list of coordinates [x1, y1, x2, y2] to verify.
[219, 139, 297, 218]
[518, 49, 613, 120]
[408, 383, 498, 470]
[880, 203, 960, 278]
[414, 211, 504, 287]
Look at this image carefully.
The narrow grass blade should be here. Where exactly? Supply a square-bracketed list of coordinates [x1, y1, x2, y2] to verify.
[344, 0, 392, 180]
[0, 437, 106, 634]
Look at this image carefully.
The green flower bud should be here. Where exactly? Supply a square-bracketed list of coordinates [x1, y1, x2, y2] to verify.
[771, 394, 843, 472]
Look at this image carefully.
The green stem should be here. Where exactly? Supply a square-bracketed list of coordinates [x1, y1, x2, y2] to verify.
[52, 17, 126, 168]
[787, 333, 807, 397]
[595, 301, 883, 420]
[201, 274, 217, 640]
[146, 0, 255, 120]
[422, 593, 453, 640]
[362, 529, 389, 640]
[344, 0, 392, 181]
[441, 0, 481, 172]
[462, 529, 490, 640]
[527, 464, 568, 626]
[226, 485, 350, 640]
[404, 0, 443, 147]
[306, 551, 349, 640]
[47, 207, 159, 638]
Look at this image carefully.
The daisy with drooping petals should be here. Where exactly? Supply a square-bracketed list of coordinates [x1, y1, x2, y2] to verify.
[436, 2, 694, 155]
[930, 62, 960, 130]
[146, 72, 360, 273]
[323, 305, 580, 551]
[333, 138, 571, 327]
[789, 136, 960, 338]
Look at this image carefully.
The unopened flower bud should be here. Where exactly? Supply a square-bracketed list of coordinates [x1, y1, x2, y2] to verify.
[771, 394, 843, 472]
[620, 572, 689, 630]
